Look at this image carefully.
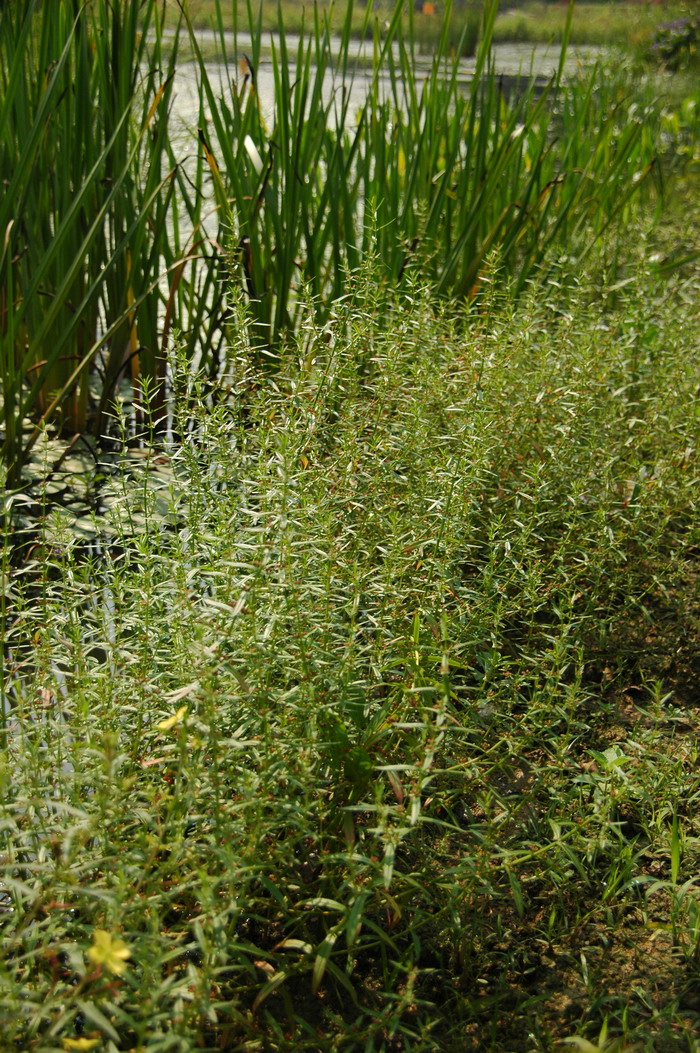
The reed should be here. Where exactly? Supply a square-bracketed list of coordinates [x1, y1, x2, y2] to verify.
[0, 1, 184, 485]
[192, 0, 658, 358]
[0, 0, 663, 482]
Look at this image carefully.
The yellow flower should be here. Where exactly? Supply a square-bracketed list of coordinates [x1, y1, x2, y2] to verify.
[62, 1038, 100, 1050]
[156, 705, 187, 731]
[87, 929, 131, 975]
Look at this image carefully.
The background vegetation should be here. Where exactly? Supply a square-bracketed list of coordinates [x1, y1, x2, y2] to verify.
[178, 0, 698, 53]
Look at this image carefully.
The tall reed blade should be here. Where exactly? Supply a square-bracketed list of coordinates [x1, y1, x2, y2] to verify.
[0, 0, 661, 480]
[0, 1, 186, 485]
[185, 0, 657, 364]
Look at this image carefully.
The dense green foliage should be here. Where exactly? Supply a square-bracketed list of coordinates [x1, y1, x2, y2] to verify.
[2, 253, 700, 1049]
[0, 0, 186, 482]
[2, 1, 700, 1050]
[195, 0, 661, 359]
[0, 0, 663, 484]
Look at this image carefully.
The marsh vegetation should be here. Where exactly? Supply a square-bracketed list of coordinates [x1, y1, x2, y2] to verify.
[1, 0, 700, 1050]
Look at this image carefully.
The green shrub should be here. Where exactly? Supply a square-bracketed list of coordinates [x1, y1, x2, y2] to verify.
[2, 259, 699, 1050]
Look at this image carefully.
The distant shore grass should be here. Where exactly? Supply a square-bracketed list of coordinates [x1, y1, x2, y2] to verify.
[492, 1, 689, 48]
[174, 0, 691, 50]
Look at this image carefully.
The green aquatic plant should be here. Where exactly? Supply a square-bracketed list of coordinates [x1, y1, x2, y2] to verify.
[0, 0, 183, 485]
[192, 0, 659, 358]
[0, 0, 665, 481]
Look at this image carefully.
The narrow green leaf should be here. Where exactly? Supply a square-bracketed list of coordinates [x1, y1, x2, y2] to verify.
[671, 810, 681, 885]
[311, 928, 340, 996]
[75, 1000, 121, 1043]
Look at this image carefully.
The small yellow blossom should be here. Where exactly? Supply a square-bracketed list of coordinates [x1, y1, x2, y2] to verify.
[87, 929, 131, 975]
[62, 1037, 100, 1050]
[156, 705, 187, 731]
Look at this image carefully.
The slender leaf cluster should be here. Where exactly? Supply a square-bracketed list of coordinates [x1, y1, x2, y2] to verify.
[0, 1, 183, 483]
[1, 260, 700, 1049]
